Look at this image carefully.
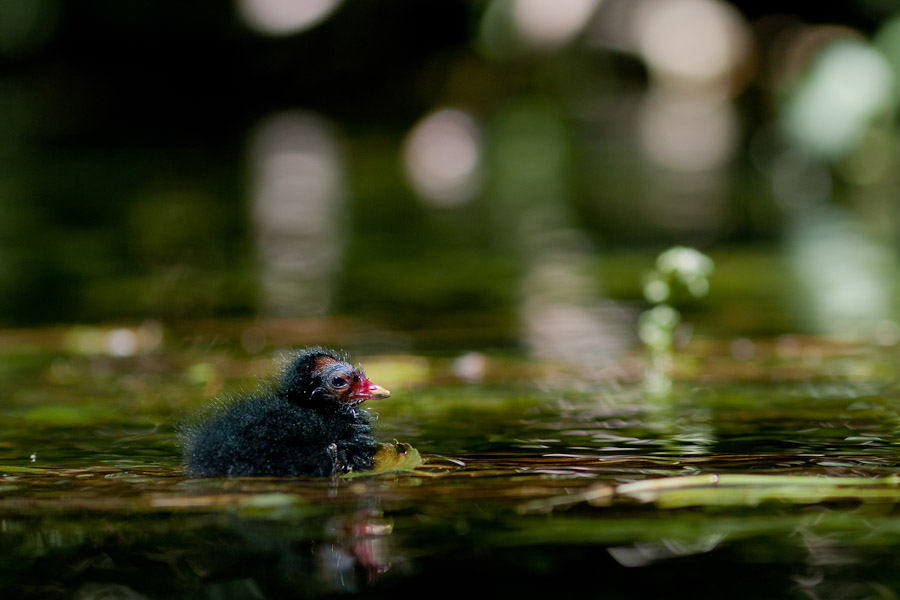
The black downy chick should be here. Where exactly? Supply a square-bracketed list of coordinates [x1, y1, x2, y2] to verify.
[180, 347, 391, 477]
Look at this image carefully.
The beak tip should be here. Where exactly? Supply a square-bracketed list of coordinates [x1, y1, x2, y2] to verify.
[358, 382, 390, 401]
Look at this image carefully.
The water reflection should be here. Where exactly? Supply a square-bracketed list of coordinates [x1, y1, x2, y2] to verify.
[0, 493, 396, 598]
[488, 99, 634, 373]
[186, 504, 394, 596]
[637, 92, 738, 173]
[607, 532, 725, 567]
[248, 111, 345, 317]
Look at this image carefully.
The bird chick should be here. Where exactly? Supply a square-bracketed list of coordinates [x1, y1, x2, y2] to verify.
[180, 347, 390, 477]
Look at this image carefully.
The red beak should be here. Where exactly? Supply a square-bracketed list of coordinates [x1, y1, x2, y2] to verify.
[348, 377, 391, 403]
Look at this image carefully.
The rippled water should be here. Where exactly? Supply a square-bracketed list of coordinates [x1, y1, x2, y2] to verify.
[2, 331, 900, 599]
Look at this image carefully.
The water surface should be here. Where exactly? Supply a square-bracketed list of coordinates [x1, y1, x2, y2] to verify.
[2, 328, 900, 599]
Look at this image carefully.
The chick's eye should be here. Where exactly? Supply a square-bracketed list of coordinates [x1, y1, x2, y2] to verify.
[330, 376, 348, 388]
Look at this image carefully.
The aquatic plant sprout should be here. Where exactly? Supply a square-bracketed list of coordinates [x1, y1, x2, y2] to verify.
[638, 304, 681, 354]
[639, 246, 714, 392]
[651, 246, 714, 300]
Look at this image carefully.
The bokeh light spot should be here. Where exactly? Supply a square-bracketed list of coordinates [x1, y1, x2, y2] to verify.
[632, 0, 748, 89]
[782, 38, 893, 158]
[236, 0, 342, 36]
[249, 111, 344, 315]
[874, 15, 900, 102]
[403, 109, 483, 206]
[638, 92, 738, 172]
[512, 0, 601, 48]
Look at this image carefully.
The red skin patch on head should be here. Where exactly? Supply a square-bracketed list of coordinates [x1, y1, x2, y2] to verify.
[311, 355, 343, 371]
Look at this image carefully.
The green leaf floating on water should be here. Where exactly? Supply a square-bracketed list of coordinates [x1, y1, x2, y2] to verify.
[345, 440, 423, 477]
[0, 465, 49, 475]
[373, 440, 423, 471]
[616, 473, 900, 508]
[518, 473, 900, 513]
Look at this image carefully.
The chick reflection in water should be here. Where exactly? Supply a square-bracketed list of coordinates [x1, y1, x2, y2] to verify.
[181, 347, 391, 477]
[188, 508, 395, 597]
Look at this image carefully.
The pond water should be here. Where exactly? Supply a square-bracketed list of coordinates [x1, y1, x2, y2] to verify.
[2, 325, 900, 599]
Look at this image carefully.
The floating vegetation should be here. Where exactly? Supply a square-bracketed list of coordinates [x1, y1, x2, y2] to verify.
[639, 246, 714, 394]
[370, 440, 424, 472]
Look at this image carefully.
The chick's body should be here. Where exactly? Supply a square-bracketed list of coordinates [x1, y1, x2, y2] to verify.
[180, 348, 389, 477]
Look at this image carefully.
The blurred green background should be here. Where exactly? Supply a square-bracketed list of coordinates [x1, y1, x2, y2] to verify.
[3, 0, 900, 353]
